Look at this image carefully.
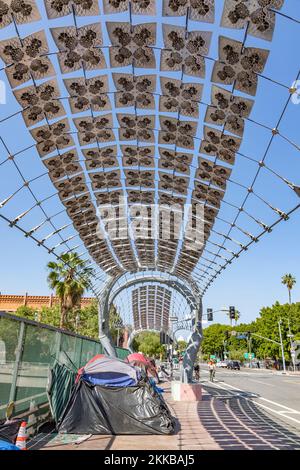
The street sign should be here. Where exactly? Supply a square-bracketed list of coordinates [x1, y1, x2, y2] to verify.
[244, 353, 255, 359]
[210, 355, 216, 359]
[237, 334, 247, 339]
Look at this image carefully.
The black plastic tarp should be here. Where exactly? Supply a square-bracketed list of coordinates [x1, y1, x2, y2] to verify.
[57, 379, 175, 435]
[0, 419, 23, 444]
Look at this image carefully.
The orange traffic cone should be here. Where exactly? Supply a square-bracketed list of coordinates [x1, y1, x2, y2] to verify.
[15, 421, 27, 450]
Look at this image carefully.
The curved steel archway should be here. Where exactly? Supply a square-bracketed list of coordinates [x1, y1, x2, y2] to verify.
[97, 271, 201, 334]
[97, 271, 203, 381]
[0, 0, 299, 382]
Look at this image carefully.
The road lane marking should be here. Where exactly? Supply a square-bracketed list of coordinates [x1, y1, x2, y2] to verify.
[224, 383, 300, 413]
[209, 381, 300, 425]
[246, 379, 276, 387]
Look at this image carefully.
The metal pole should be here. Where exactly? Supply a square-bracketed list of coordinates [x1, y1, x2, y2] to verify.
[287, 318, 296, 372]
[9, 321, 25, 403]
[278, 320, 286, 373]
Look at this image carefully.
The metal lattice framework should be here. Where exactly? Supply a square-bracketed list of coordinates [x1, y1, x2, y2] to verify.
[0, 0, 300, 337]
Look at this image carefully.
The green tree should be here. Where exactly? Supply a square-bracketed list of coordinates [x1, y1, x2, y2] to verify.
[254, 302, 300, 360]
[132, 331, 164, 357]
[47, 252, 94, 329]
[109, 305, 124, 346]
[176, 340, 187, 355]
[281, 274, 296, 304]
[73, 301, 99, 339]
[14, 306, 36, 321]
[228, 349, 248, 362]
[201, 323, 231, 359]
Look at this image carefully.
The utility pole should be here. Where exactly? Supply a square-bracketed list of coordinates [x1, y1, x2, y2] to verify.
[278, 320, 286, 374]
[247, 332, 252, 368]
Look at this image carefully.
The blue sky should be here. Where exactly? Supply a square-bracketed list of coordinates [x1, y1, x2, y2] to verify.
[0, 1, 300, 326]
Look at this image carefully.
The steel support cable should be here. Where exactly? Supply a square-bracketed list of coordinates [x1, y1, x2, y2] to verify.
[0, 137, 77, 252]
[198, 72, 300, 286]
[201, 201, 300, 293]
[0, 13, 126, 278]
[189, 13, 300, 290]
[0, 148, 109, 291]
[0, 211, 101, 298]
[0, 5, 298, 300]
[1, 147, 295, 235]
[39, 41, 295, 94]
[69, 10, 133, 273]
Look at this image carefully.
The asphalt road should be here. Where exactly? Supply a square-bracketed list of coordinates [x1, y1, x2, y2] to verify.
[200, 366, 300, 431]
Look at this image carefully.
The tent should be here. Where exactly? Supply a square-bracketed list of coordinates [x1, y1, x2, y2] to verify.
[55, 355, 175, 435]
[76, 355, 140, 387]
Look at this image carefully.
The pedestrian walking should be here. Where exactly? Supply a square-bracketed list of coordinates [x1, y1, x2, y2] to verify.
[208, 360, 216, 382]
[194, 363, 200, 381]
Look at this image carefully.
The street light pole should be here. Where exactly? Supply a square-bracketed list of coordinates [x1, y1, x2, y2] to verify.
[278, 320, 286, 374]
[247, 333, 252, 369]
[116, 328, 120, 348]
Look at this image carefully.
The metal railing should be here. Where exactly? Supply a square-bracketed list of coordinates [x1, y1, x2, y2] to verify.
[0, 311, 130, 433]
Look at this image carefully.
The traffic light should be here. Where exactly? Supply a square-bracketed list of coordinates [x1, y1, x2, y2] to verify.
[160, 331, 166, 344]
[207, 308, 213, 321]
[229, 306, 236, 320]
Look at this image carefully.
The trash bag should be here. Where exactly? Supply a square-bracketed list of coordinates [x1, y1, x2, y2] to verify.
[0, 419, 23, 445]
[0, 439, 20, 450]
[58, 378, 175, 435]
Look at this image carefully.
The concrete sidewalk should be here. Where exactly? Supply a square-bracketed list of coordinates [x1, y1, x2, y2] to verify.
[29, 383, 220, 451]
[29, 381, 300, 450]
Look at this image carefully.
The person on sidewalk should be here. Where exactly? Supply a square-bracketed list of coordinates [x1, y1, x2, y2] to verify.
[194, 363, 200, 381]
[208, 360, 216, 382]
[158, 364, 170, 381]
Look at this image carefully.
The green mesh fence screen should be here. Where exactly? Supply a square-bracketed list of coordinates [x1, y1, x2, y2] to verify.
[0, 312, 130, 426]
[115, 347, 131, 360]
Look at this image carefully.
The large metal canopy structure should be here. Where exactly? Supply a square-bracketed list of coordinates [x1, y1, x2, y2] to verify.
[0, 1, 300, 378]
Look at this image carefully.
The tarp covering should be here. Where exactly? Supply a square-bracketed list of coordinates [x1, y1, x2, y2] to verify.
[57, 379, 175, 435]
[0, 419, 23, 445]
[47, 362, 77, 423]
[127, 352, 150, 365]
[78, 355, 140, 387]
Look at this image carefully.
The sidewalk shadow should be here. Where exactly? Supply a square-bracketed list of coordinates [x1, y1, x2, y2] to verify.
[198, 384, 300, 450]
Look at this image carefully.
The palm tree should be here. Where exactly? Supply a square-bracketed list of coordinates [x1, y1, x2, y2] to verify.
[47, 252, 94, 329]
[281, 274, 296, 304]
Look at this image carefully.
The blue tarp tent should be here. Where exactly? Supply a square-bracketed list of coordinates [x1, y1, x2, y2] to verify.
[77, 355, 140, 387]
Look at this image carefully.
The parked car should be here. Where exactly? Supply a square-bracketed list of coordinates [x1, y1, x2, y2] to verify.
[216, 361, 228, 368]
[227, 360, 240, 370]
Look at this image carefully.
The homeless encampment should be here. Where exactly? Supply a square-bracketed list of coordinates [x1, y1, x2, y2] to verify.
[53, 355, 175, 435]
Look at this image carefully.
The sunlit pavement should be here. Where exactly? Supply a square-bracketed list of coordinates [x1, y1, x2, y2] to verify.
[200, 366, 300, 432]
[29, 376, 300, 450]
